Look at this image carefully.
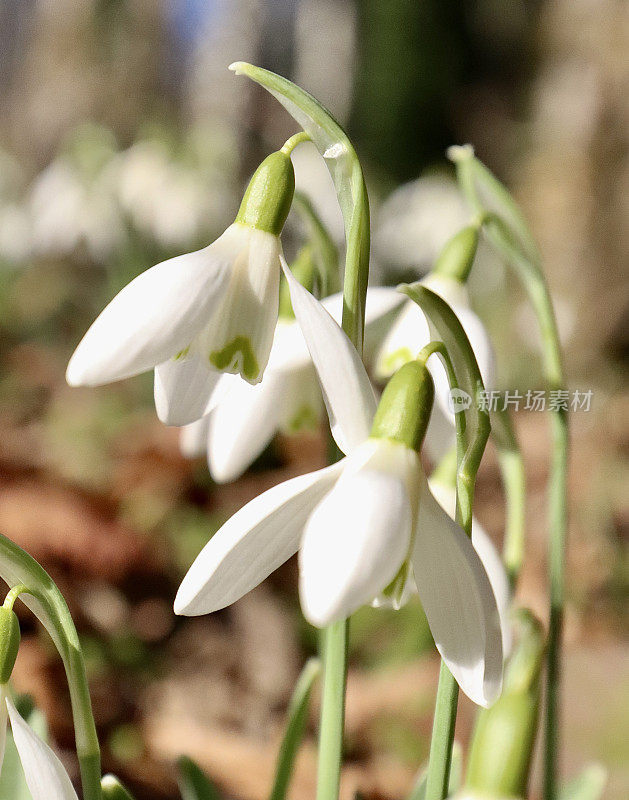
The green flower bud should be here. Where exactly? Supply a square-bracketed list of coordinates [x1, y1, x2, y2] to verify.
[433, 225, 480, 283]
[101, 774, 135, 800]
[279, 245, 317, 320]
[465, 610, 545, 799]
[0, 606, 21, 684]
[235, 151, 295, 236]
[370, 361, 434, 452]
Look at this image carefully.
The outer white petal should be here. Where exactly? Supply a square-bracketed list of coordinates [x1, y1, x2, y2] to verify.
[6, 696, 79, 800]
[174, 461, 344, 615]
[299, 439, 419, 626]
[202, 226, 281, 384]
[0, 685, 6, 773]
[266, 320, 311, 373]
[412, 477, 503, 707]
[66, 229, 236, 387]
[429, 480, 512, 657]
[179, 416, 210, 459]
[207, 370, 287, 483]
[154, 355, 222, 426]
[280, 256, 376, 454]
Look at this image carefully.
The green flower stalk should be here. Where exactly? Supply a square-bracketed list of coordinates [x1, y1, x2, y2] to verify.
[451, 146, 567, 800]
[0, 534, 101, 800]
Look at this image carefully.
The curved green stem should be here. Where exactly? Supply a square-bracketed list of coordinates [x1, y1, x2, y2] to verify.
[281, 131, 311, 156]
[452, 151, 568, 800]
[402, 285, 491, 800]
[0, 535, 101, 800]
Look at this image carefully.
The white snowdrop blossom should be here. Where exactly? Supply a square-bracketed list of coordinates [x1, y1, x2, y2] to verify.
[179, 287, 403, 483]
[373, 271, 495, 462]
[67, 151, 296, 426]
[176, 259, 505, 707]
[0, 687, 78, 800]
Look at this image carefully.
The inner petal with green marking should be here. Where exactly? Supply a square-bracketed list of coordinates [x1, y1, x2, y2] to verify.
[210, 336, 259, 382]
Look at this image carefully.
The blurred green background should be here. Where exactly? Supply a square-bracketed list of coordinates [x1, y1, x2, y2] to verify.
[0, 1, 627, 798]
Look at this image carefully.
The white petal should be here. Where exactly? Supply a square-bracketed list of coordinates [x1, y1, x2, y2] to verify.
[154, 355, 222, 426]
[429, 480, 512, 657]
[174, 461, 344, 615]
[207, 370, 287, 483]
[412, 477, 503, 706]
[299, 438, 420, 626]
[66, 229, 237, 387]
[281, 256, 376, 454]
[202, 226, 281, 384]
[7, 696, 79, 800]
[300, 473, 411, 627]
[266, 320, 311, 373]
[421, 273, 470, 310]
[373, 299, 431, 380]
[0, 685, 7, 773]
[179, 416, 210, 459]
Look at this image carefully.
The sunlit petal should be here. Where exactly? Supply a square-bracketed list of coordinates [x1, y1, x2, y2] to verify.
[300, 439, 420, 626]
[208, 370, 287, 483]
[66, 238, 233, 387]
[174, 461, 344, 615]
[412, 477, 503, 706]
[179, 416, 210, 459]
[7, 696, 79, 800]
[428, 479, 512, 656]
[154, 355, 222, 426]
[281, 256, 376, 454]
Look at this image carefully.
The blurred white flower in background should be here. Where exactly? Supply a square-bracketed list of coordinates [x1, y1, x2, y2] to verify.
[29, 159, 125, 263]
[373, 174, 470, 277]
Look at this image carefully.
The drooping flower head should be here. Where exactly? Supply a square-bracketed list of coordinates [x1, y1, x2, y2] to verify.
[176, 259, 505, 707]
[66, 146, 296, 427]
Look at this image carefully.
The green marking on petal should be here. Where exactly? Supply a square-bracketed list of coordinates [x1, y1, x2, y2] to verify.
[382, 560, 410, 607]
[284, 404, 320, 434]
[174, 346, 190, 360]
[210, 337, 259, 381]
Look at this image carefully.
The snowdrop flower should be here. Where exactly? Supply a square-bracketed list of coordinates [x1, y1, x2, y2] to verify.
[373, 225, 495, 461]
[180, 250, 403, 483]
[176, 260, 505, 706]
[0, 608, 78, 799]
[67, 149, 296, 426]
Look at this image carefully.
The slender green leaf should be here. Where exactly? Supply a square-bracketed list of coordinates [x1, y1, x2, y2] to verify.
[177, 756, 221, 800]
[292, 192, 340, 296]
[269, 658, 321, 800]
[230, 61, 370, 352]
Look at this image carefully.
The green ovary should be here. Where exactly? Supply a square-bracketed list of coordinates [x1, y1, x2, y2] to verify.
[210, 336, 259, 381]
